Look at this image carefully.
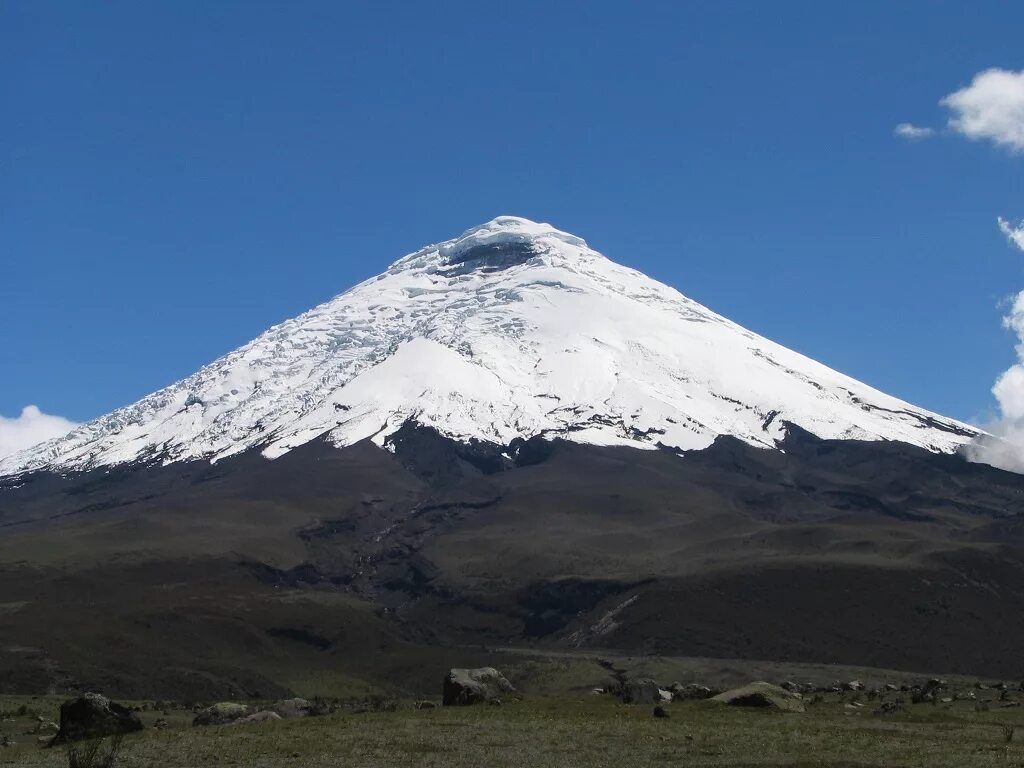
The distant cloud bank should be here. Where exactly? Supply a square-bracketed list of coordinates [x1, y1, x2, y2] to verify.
[0, 406, 79, 461]
[908, 68, 1024, 469]
[965, 292, 1024, 471]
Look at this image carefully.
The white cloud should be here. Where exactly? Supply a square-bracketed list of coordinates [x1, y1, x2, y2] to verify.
[894, 122, 934, 139]
[999, 217, 1024, 251]
[967, 291, 1024, 471]
[940, 68, 1024, 152]
[0, 405, 79, 460]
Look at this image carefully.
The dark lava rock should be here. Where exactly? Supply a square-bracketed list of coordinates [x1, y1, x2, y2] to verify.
[56, 693, 143, 743]
[873, 701, 904, 716]
[653, 705, 669, 718]
[620, 678, 662, 705]
[443, 668, 515, 706]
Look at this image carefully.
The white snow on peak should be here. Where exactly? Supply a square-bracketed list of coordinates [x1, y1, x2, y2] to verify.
[0, 216, 979, 476]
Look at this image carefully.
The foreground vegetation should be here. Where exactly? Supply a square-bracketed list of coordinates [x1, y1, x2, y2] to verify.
[3, 691, 1024, 767]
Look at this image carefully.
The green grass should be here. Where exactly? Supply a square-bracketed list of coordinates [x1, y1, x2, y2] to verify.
[3, 693, 1024, 767]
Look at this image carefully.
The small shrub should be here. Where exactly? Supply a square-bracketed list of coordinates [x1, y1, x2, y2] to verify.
[65, 734, 124, 768]
[1002, 724, 1016, 744]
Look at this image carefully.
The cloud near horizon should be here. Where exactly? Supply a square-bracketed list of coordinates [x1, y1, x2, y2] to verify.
[965, 291, 1024, 471]
[928, 68, 1024, 469]
[0, 405, 79, 461]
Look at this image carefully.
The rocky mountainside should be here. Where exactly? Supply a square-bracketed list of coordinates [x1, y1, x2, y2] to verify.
[1, 217, 1020, 699]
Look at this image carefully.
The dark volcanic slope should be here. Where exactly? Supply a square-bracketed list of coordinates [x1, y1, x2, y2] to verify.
[2, 425, 1024, 696]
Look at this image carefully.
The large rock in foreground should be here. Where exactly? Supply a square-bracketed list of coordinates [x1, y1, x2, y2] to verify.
[711, 682, 805, 713]
[443, 668, 515, 706]
[57, 693, 143, 743]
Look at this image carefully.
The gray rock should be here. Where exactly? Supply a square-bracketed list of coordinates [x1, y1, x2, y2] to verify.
[56, 693, 143, 743]
[233, 710, 282, 726]
[414, 700, 438, 710]
[271, 698, 312, 719]
[443, 668, 515, 706]
[711, 682, 805, 713]
[192, 702, 250, 727]
[671, 683, 714, 701]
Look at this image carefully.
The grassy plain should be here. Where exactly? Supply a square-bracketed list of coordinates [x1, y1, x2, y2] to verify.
[3, 690, 1024, 768]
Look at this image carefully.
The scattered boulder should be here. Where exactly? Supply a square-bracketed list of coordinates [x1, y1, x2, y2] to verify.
[653, 705, 669, 718]
[192, 702, 250, 727]
[843, 680, 864, 692]
[711, 682, 805, 713]
[56, 693, 143, 743]
[874, 701, 903, 716]
[271, 698, 312, 719]
[37, 735, 54, 747]
[910, 678, 947, 705]
[153, 719, 169, 730]
[233, 711, 282, 726]
[414, 700, 438, 710]
[619, 678, 662, 705]
[443, 668, 515, 706]
[671, 683, 714, 701]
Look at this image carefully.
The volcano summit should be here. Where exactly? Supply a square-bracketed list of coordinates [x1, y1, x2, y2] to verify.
[0, 216, 979, 477]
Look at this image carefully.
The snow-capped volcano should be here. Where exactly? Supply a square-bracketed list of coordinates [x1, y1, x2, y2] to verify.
[2, 216, 978, 476]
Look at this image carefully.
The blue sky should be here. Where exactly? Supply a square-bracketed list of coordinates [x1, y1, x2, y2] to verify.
[2, 1, 1023, 439]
